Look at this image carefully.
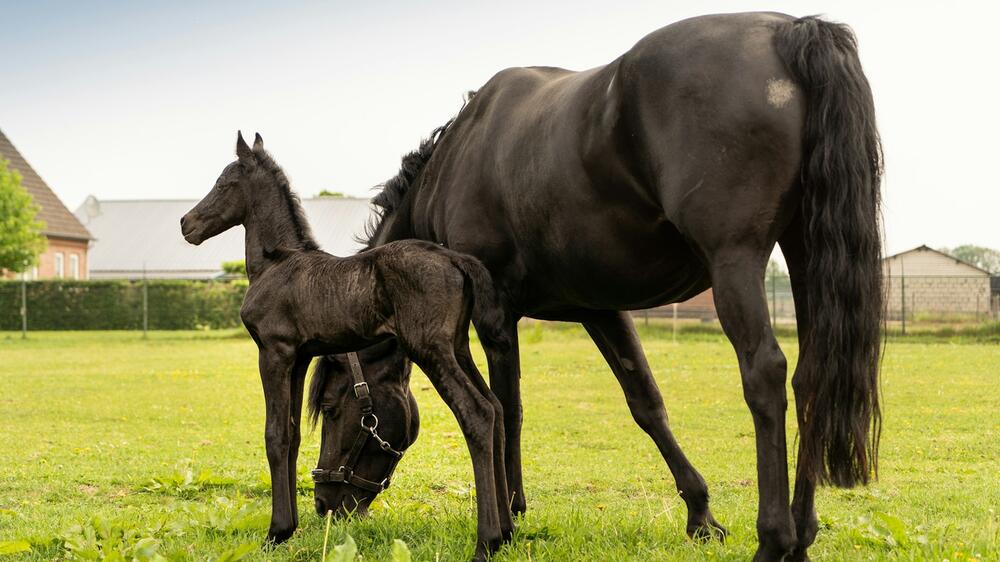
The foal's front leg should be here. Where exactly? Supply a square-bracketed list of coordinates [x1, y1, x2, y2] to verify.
[258, 344, 299, 543]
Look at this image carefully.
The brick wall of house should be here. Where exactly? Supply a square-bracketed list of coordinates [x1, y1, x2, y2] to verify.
[32, 237, 89, 279]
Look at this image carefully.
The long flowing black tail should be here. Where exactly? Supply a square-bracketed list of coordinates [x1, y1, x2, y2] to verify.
[444, 251, 511, 352]
[775, 16, 883, 488]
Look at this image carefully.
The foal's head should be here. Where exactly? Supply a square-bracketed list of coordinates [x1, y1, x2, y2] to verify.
[308, 339, 419, 517]
[180, 131, 316, 252]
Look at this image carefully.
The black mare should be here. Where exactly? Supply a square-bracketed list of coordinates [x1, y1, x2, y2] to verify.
[313, 12, 884, 562]
[180, 133, 517, 560]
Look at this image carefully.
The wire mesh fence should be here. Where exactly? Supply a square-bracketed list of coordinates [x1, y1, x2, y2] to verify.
[632, 273, 999, 333]
[2, 273, 997, 336]
[0, 279, 247, 336]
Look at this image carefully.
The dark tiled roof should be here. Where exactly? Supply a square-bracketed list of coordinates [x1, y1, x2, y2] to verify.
[0, 128, 91, 240]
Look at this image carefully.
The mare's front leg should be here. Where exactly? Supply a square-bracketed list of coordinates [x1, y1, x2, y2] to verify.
[257, 343, 299, 543]
[582, 310, 725, 540]
[416, 347, 503, 562]
[712, 251, 796, 561]
[483, 315, 526, 515]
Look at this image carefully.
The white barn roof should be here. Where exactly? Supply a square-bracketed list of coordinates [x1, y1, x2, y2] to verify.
[75, 196, 374, 279]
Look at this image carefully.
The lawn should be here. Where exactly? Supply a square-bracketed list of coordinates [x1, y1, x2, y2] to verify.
[1, 325, 997, 561]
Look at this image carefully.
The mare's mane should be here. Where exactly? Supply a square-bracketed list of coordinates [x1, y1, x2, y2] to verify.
[360, 92, 476, 247]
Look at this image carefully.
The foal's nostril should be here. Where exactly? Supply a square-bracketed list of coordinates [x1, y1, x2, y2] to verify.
[315, 498, 326, 516]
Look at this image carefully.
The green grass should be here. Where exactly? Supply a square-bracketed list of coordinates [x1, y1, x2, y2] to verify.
[1, 327, 997, 561]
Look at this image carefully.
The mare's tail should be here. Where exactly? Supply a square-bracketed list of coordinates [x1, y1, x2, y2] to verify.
[775, 16, 884, 487]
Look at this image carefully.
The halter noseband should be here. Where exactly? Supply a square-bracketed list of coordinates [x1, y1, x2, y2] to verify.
[311, 351, 406, 494]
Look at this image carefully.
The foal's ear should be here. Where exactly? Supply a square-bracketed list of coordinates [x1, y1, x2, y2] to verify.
[253, 133, 264, 151]
[236, 131, 253, 162]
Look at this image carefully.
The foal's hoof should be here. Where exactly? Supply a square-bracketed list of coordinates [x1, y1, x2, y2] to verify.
[265, 526, 295, 545]
[687, 514, 728, 543]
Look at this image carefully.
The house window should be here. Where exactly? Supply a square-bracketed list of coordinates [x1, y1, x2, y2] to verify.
[54, 253, 64, 278]
[70, 254, 79, 279]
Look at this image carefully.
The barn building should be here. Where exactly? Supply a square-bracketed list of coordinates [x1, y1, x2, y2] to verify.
[75, 196, 373, 279]
[0, 128, 92, 279]
[883, 245, 993, 320]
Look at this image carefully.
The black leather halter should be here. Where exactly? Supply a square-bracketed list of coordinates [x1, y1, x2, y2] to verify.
[311, 352, 406, 494]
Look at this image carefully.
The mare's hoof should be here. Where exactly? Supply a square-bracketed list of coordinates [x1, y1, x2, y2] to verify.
[511, 500, 527, 518]
[786, 546, 812, 562]
[688, 514, 727, 543]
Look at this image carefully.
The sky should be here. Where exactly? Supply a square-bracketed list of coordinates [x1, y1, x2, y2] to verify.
[1, 0, 998, 257]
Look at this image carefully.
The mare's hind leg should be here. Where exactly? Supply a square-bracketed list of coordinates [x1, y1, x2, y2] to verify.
[456, 340, 515, 542]
[711, 250, 795, 561]
[582, 310, 725, 540]
[781, 221, 819, 561]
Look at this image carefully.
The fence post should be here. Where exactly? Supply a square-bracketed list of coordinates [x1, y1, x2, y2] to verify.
[142, 263, 148, 339]
[20, 271, 27, 339]
[672, 302, 678, 343]
[770, 267, 777, 328]
[900, 267, 906, 336]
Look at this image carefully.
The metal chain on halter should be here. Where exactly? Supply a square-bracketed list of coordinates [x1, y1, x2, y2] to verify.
[311, 351, 406, 493]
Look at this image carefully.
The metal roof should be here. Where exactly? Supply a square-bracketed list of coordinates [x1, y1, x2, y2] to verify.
[75, 196, 374, 279]
[0, 128, 92, 241]
[884, 244, 992, 276]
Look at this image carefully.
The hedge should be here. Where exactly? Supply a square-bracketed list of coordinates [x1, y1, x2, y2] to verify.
[0, 280, 248, 330]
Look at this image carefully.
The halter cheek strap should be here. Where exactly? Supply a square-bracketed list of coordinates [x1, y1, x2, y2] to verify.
[311, 351, 406, 493]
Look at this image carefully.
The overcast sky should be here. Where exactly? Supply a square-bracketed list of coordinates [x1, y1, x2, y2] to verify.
[1, 0, 997, 256]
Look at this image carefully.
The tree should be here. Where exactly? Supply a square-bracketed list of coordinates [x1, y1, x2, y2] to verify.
[940, 245, 1000, 274]
[317, 189, 344, 198]
[0, 159, 46, 273]
[221, 259, 247, 277]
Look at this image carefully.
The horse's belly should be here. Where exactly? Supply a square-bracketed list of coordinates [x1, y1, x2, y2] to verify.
[515, 215, 710, 314]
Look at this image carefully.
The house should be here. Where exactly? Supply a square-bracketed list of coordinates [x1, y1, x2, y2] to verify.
[74, 196, 374, 279]
[883, 245, 993, 320]
[0, 128, 92, 279]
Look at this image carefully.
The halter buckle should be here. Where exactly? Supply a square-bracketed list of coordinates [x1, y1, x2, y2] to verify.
[353, 381, 370, 399]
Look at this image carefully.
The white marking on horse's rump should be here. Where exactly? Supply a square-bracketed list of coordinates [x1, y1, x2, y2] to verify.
[607, 72, 616, 96]
[766, 78, 795, 108]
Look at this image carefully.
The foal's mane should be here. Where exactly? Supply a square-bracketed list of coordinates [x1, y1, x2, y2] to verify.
[252, 147, 319, 252]
[360, 92, 476, 248]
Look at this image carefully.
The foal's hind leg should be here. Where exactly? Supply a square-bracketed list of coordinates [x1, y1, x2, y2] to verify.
[456, 339, 515, 542]
[286, 355, 311, 529]
[413, 346, 504, 561]
[711, 250, 796, 561]
[582, 310, 725, 540]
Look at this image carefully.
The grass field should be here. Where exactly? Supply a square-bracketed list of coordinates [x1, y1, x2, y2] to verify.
[1, 325, 997, 561]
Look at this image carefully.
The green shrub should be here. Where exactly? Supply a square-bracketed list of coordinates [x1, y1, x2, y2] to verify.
[0, 280, 248, 330]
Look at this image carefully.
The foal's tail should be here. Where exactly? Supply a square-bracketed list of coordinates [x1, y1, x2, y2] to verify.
[775, 17, 883, 488]
[445, 251, 511, 352]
